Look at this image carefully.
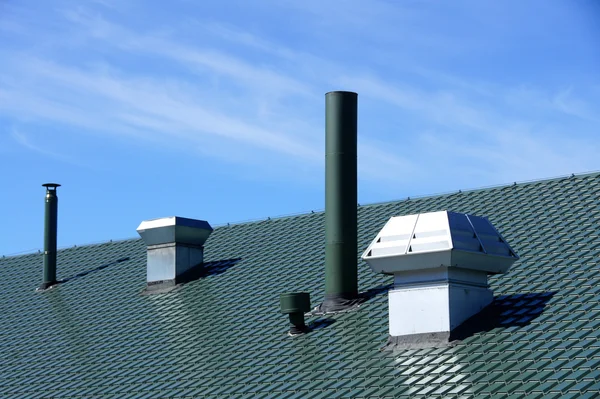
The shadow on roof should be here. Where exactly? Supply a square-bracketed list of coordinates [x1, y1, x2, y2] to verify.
[308, 317, 336, 332]
[360, 283, 393, 302]
[450, 291, 557, 342]
[141, 257, 243, 295]
[315, 284, 555, 341]
[176, 257, 243, 285]
[200, 258, 242, 277]
[58, 256, 131, 285]
[302, 283, 392, 333]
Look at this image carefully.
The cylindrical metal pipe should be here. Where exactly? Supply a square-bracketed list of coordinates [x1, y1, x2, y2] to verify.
[288, 312, 307, 334]
[322, 91, 358, 311]
[41, 183, 60, 289]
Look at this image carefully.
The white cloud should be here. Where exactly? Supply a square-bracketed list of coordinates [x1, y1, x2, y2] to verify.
[1, 58, 321, 161]
[62, 9, 314, 99]
[337, 73, 600, 186]
[1, 1, 598, 190]
[0, 8, 421, 184]
[552, 87, 600, 123]
[9, 128, 89, 168]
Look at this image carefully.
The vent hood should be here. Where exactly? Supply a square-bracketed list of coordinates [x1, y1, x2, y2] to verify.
[362, 211, 519, 347]
[362, 211, 518, 275]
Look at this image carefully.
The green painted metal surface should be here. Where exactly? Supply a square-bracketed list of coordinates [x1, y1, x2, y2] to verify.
[280, 292, 311, 333]
[41, 183, 60, 289]
[324, 91, 358, 307]
[280, 292, 311, 314]
[1, 173, 600, 398]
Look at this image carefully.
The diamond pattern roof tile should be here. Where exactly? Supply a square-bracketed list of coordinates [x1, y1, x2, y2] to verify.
[1, 173, 600, 397]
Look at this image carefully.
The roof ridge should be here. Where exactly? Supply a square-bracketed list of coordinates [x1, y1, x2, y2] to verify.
[359, 169, 600, 209]
[1, 237, 138, 259]
[210, 169, 600, 226]
[2, 164, 600, 398]
[4, 170, 599, 259]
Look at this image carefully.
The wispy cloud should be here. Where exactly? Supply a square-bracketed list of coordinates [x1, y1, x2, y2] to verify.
[0, 6, 418, 184]
[62, 9, 314, 98]
[10, 128, 88, 167]
[337, 72, 600, 187]
[1, 0, 600, 256]
[0, 0, 598, 192]
[1, 58, 321, 160]
[90, 0, 118, 9]
[11, 130, 53, 155]
[552, 87, 600, 123]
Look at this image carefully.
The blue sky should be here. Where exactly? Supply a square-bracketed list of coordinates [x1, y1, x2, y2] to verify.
[1, 0, 599, 256]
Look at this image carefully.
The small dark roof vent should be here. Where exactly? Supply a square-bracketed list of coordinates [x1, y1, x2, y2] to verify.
[280, 292, 311, 335]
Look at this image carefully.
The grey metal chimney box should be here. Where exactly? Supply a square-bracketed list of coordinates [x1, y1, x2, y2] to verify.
[137, 217, 213, 287]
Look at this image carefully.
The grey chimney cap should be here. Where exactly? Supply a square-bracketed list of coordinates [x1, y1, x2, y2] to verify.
[136, 216, 213, 247]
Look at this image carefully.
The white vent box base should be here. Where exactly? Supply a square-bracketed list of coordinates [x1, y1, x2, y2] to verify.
[389, 270, 493, 336]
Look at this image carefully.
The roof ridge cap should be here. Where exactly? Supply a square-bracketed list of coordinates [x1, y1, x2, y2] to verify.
[1, 237, 139, 259]
[358, 170, 600, 209]
[5, 170, 599, 258]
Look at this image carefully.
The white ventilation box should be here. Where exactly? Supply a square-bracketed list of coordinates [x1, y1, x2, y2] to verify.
[361, 211, 519, 345]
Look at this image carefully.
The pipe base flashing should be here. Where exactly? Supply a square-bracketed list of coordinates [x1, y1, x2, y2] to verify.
[36, 281, 58, 291]
[288, 324, 309, 335]
[384, 332, 456, 350]
[314, 293, 365, 314]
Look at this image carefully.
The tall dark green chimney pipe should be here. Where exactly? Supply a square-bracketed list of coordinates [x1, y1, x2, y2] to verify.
[321, 91, 359, 312]
[40, 183, 60, 290]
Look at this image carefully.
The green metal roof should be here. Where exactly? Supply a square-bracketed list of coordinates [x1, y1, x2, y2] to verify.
[1, 173, 600, 398]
